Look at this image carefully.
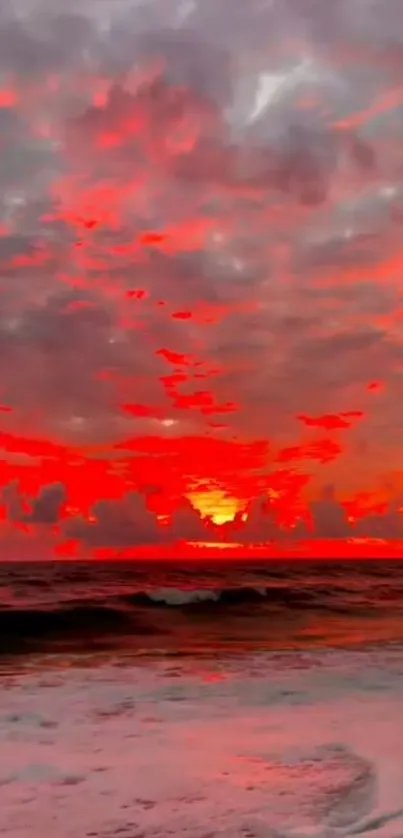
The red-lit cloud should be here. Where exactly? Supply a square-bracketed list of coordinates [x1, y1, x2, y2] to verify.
[0, 0, 402, 555]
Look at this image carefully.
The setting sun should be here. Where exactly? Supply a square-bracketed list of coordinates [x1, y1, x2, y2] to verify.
[186, 488, 247, 526]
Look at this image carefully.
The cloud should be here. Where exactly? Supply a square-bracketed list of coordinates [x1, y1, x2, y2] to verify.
[26, 482, 66, 524]
[65, 493, 167, 547]
[0, 0, 401, 546]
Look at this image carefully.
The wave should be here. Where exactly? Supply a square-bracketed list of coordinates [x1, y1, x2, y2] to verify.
[125, 585, 274, 607]
[0, 581, 389, 656]
[0, 583, 350, 645]
[0, 601, 160, 654]
[124, 583, 342, 609]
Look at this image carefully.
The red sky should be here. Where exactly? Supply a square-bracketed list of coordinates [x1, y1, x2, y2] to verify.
[1, 0, 403, 557]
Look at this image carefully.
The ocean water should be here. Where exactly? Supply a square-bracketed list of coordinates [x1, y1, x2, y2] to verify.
[2, 560, 403, 838]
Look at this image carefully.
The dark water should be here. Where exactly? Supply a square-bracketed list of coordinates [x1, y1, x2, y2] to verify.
[1, 559, 403, 657]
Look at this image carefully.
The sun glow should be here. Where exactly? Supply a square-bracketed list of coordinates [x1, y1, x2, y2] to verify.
[186, 489, 247, 526]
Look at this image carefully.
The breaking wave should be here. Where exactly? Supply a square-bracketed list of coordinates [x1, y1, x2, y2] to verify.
[0, 581, 380, 654]
[3, 560, 403, 656]
[124, 583, 316, 607]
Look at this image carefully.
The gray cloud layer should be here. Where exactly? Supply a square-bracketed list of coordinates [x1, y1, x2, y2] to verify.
[0, 0, 401, 544]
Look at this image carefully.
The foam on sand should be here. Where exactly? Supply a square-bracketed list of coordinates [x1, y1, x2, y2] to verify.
[1, 649, 403, 837]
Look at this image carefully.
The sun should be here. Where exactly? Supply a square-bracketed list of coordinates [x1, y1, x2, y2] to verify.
[186, 488, 247, 526]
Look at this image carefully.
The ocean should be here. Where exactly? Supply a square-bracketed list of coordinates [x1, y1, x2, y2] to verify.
[2, 559, 403, 838]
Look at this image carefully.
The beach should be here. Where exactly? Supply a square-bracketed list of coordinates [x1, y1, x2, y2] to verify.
[2, 560, 403, 837]
[2, 647, 403, 837]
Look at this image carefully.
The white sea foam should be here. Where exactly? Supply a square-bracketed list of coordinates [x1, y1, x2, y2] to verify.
[1, 649, 403, 837]
[147, 587, 220, 605]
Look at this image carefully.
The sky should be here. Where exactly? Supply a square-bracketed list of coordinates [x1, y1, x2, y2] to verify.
[1, 0, 403, 556]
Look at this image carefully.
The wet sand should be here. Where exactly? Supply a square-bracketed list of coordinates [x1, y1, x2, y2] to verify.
[2, 648, 403, 838]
